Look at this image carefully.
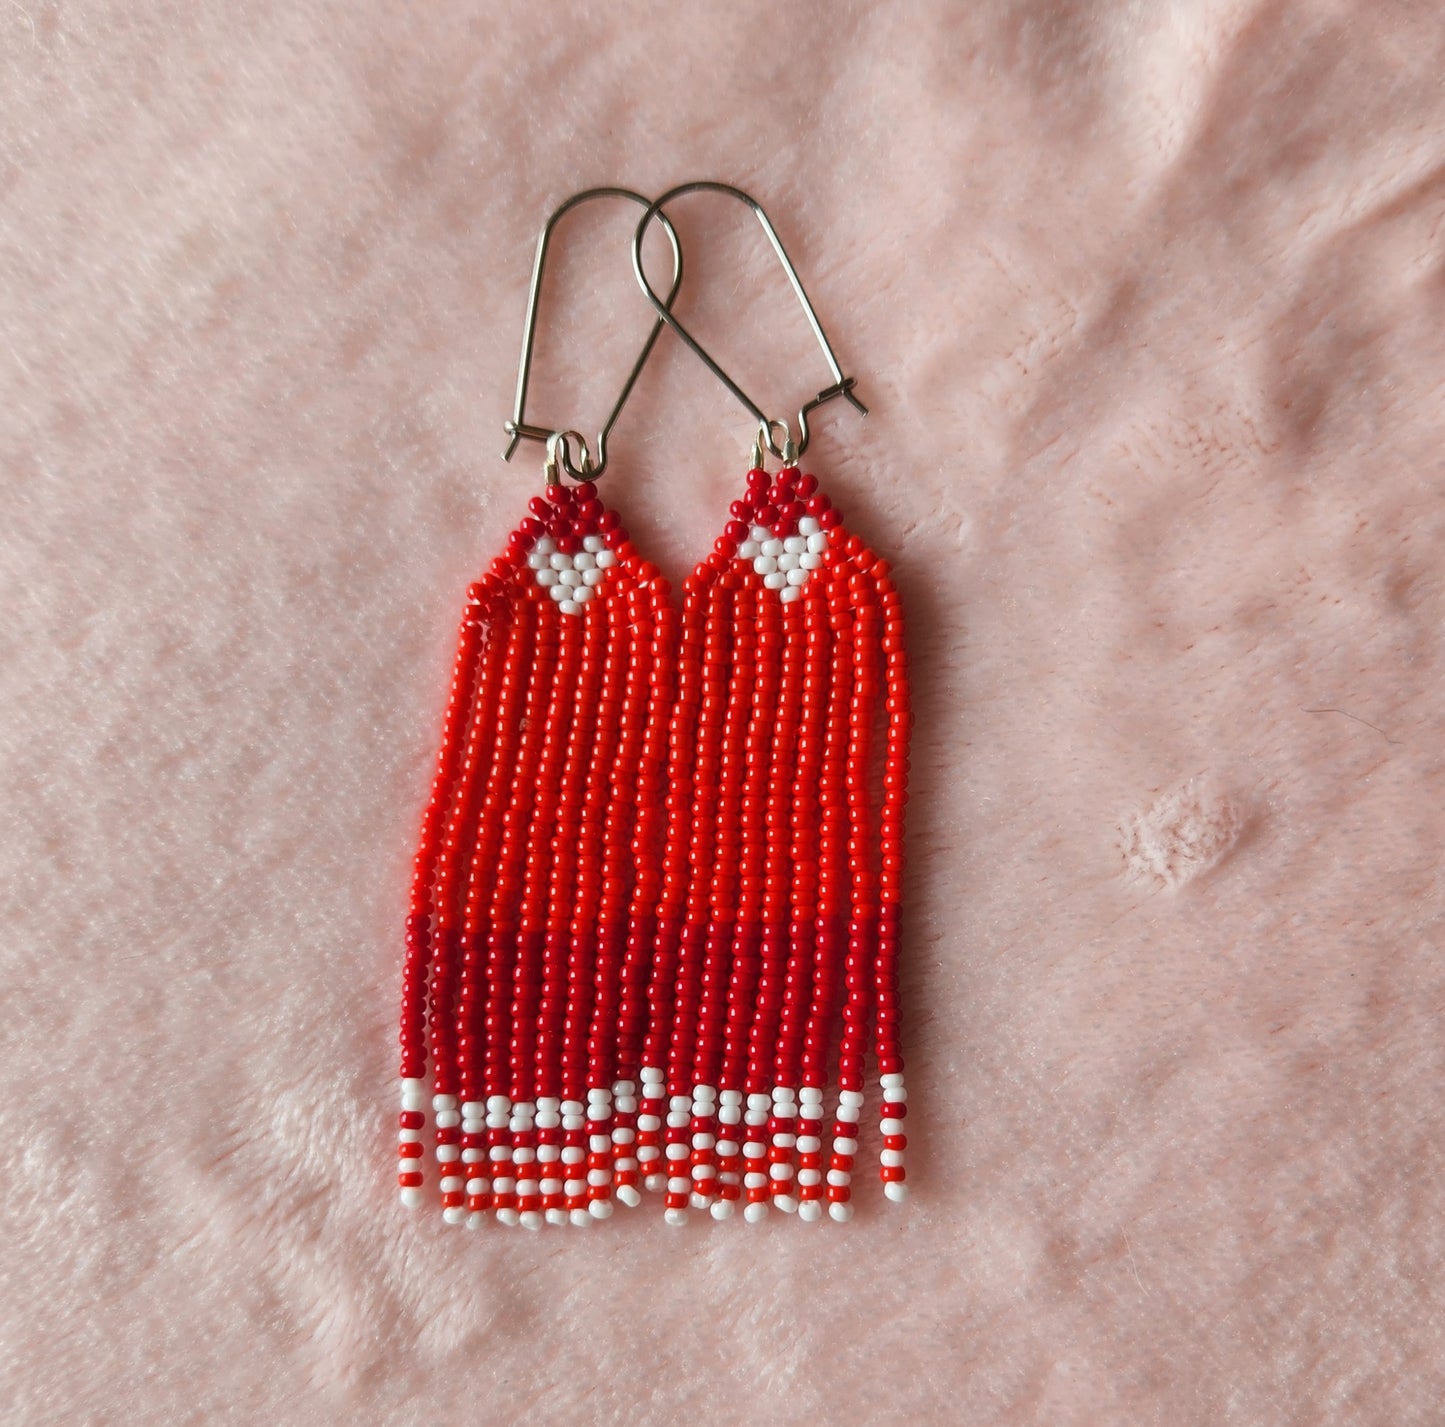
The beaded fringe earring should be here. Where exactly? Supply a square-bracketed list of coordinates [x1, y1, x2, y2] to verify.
[396, 183, 911, 1228]
[397, 189, 684, 1227]
[629, 184, 910, 1224]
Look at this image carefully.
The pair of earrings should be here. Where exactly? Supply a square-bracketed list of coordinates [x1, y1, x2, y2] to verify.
[395, 183, 911, 1229]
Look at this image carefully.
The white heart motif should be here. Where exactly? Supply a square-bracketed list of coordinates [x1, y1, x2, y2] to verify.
[525, 534, 619, 615]
[736, 516, 829, 603]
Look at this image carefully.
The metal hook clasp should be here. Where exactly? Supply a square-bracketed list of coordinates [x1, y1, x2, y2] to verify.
[631, 181, 867, 461]
[503, 187, 684, 483]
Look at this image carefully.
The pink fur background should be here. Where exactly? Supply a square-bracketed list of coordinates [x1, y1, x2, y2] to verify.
[3, 2, 1443, 1423]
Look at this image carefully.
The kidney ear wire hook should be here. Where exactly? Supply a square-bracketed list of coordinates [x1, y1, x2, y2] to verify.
[631, 181, 868, 463]
[503, 187, 685, 483]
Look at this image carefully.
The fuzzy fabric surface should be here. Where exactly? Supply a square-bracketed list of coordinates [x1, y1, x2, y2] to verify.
[3, 2, 1443, 1424]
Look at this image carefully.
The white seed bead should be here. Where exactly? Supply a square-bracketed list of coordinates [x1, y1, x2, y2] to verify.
[827, 1169, 850, 1186]
[545, 1208, 568, 1226]
[798, 1199, 823, 1222]
[710, 1198, 735, 1221]
[561, 1146, 585, 1164]
[763, 571, 788, 590]
[829, 1201, 853, 1223]
[535, 536, 556, 555]
[443, 1206, 467, 1226]
[747, 1093, 771, 1113]
[573, 551, 596, 571]
[558, 569, 582, 588]
[466, 1178, 488, 1195]
[769, 1163, 794, 1181]
[783, 535, 807, 554]
[797, 1168, 822, 1187]
[796, 1135, 821, 1153]
[835, 1105, 859, 1124]
[401, 1091, 425, 1112]
[883, 1089, 908, 1105]
[744, 1171, 769, 1190]
[881, 1118, 906, 1135]
[513, 1147, 535, 1164]
[665, 1143, 689, 1161]
[743, 1201, 768, 1223]
[527, 550, 547, 569]
[798, 517, 820, 537]
[799, 551, 822, 570]
[583, 534, 604, 553]
[399, 1187, 422, 1209]
[461, 1148, 483, 1164]
[808, 531, 828, 553]
[774, 1194, 798, 1214]
[433, 1094, 458, 1112]
[586, 1169, 610, 1187]
[489, 1146, 509, 1162]
[559, 599, 580, 615]
[832, 1137, 859, 1156]
[718, 1103, 742, 1125]
[436, 1145, 460, 1163]
[614, 1095, 638, 1114]
[570, 1208, 593, 1227]
[738, 540, 759, 558]
[546, 582, 566, 599]
[665, 1207, 688, 1227]
[838, 1090, 865, 1108]
[564, 1178, 587, 1197]
[692, 1163, 717, 1180]
[537, 1144, 560, 1162]
[716, 1139, 739, 1156]
[754, 555, 778, 576]
[786, 567, 808, 586]
[799, 1087, 823, 1105]
[617, 1184, 642, 1208]
[582, 568, 605, 586]
[881, 1149, 905, 1167]
[744, 1141, 766, 1159]
[761, 538, 783, 557]
[644, 1173, 667, 1192]
[596, 549, 617, 568]
[691, 1132, 716, 1150]
[435, 1109, 461, 1129]
[549, 552, 570, 571]
[778, 551, 799, 572]
[779, 586, 802, 603]
[668, 1176, 690, 1195]
[589, 1134, 611, 1153]
[440, 1176, 463, 1193]
[750, 524, 769, 542]
[612, 1127, 636, 1145]
[496, 1207, 520, 1226]
[398, 1127, 421, 1143]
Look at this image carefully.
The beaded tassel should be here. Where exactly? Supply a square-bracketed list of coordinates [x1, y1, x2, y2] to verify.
[397, 480, 674, 1226]
[641, 464, 911, 1224]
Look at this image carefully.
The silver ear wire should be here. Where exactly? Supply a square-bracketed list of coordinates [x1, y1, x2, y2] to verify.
[631, 181, 867, 461]
[503, 187, 684, 483]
